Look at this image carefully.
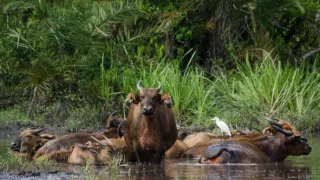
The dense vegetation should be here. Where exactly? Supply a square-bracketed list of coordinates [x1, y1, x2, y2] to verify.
[0, 0, 320, 132]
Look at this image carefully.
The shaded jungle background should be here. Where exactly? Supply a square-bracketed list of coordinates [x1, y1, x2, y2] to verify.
[1, 0, 320, 133]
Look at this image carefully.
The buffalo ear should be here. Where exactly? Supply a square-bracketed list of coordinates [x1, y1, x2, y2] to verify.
[125, 93, 140, 105]
[160, 93, 173, 107]
[262, 126, 274, 134]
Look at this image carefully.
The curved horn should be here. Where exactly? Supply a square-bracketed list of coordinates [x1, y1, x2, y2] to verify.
[107, 110, 119, 127]
[156, 81, 162, 92]
[110, 110, 119, 117]
[264, 117, 283, 128]
[117, 120, 125, 137]
[91, 136, 107, 147]
[272, 125, 293, 136]
[137, 80, 143, 91]
[31, 128, 46, 134]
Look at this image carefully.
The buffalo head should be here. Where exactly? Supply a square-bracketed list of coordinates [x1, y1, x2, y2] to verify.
[137, 80, 162, 116]
[268, 118, 312, 156]
[105, 110, 125, 137]
[11, 128, 46, 153]
[106, 111, 124, 130]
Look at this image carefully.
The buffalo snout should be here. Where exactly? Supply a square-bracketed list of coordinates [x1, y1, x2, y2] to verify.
[304, 144, 312, 155]
[142, 106, 153, 115]
[11, 141, 20, 152]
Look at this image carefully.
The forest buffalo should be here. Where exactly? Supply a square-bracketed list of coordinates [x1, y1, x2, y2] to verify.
[199, 119, 311, 164]
[67, 139, 115, 165]
[33, 112, 125, 161]
[11, 128, 56, 158]
[166, 128, 262, 159]
[124, 81, 177, 163]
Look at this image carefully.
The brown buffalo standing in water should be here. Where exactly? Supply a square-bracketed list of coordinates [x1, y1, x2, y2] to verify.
[199, 119, 312, 164]
[124, 81, 177, 163]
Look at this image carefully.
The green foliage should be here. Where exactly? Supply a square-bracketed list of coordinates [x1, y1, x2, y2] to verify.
[108, 153, 122, 180]
[0, 150, 55, 172]
[0, 0, 320, 131]
[216, 54, 320, 130]
[0, 150, 29, 172]
[66, 105, 101, 132]
[99, 50, 218, 126]
[83, 160, 99, 180]
[0, 106, 33, 126]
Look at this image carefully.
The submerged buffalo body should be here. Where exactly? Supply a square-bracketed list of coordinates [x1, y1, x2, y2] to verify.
[200, 119, 312, 164]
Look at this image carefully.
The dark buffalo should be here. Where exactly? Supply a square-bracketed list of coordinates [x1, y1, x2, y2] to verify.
[182, 131, 267, 159]
[199, 119, 312, 164]
[124, 81, 177, 163]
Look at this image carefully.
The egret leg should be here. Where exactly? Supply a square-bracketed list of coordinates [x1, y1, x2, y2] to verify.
[220, 131, 224, 142]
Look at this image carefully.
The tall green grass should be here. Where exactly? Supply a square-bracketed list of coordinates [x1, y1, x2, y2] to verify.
[100, 51, 320, 131]
[0, 150, 55, 172]
[100, 53, 218, 126]
[3, 52, 320, 131]
[216, 54, 320, 131]
[0, 106, 34, 127]
[66, 105, 101, 132]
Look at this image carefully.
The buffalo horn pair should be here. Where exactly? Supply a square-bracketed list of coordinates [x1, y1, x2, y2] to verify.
[137, 80, 162, 92]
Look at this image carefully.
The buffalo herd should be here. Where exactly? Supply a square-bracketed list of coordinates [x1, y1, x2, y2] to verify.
[11, 81, 312, 165]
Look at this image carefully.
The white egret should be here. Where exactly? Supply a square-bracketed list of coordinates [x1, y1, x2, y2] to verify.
[211, 117, 231, 141]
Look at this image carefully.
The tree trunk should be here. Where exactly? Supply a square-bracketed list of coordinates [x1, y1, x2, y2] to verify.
[27, 86, 38, 120]
[165, 29, 174, 59]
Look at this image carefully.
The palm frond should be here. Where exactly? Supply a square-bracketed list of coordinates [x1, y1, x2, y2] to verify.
[3, 0, 35, 13]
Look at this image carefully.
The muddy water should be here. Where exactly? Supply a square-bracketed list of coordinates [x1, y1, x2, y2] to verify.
[0, 135, 319, 179]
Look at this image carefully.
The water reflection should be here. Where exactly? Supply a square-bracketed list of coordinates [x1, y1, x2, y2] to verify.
[115, 160, 311, 180]
[0, 136, 318, 179]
